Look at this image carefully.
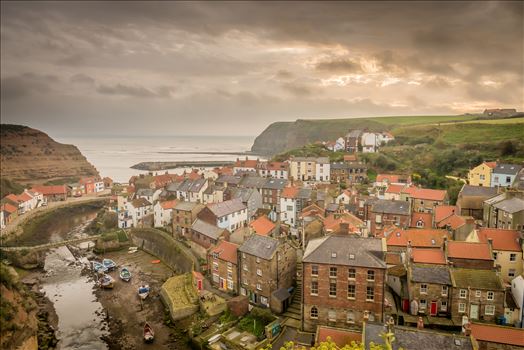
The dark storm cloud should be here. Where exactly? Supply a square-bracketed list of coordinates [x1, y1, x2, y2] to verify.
[0, 1, 522, 136]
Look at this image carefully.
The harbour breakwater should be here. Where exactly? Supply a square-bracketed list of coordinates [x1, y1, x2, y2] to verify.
[130, 160, 235, 171]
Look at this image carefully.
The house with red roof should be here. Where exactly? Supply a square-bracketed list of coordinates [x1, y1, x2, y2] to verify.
[468, 161, 497, 187]
[436, 213, 475, 241]
[2, 190, 39, 214]
[411, 212, 433, 229]
[249, 215, 276, 236]
[384, 183, 408, 200]
[470, 322, 524, 350]
[153, 200, 177, 228]
[473, 228, 523, 283]
[257, 161, 289, 179]
[280, 186, 313, 231]
[30, 185, 67, 202]
[411, 248, 447, 265]
[207, 240, 239, 293]
[315, 326, 362, 348]
[375, 174, 412, 187]
[386, 228, 451, 253]
[1, 203, 18, 228]
[233, 157, 260, 175]
[445, 241, 494, 270]
[401, 187, 448, 213]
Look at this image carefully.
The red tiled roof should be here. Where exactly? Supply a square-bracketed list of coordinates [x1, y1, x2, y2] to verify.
[209, 240, 238, 264]
[213, 167, 234, 176]
[411, 248, 447, 265]
[160, 200, 177, 210]
[484, 161, 497, 169]
[386, 228, 450, 248]
[478, 228, 521, 252]
[30, 185, 67, 196]
[323, 213, 363, 232]
[403, 187, 447, 201]
[2, 203, 18, 214]
[300, 204, 325, 219]
[377, 174, 400, 183]
[4, 194, 19, 203]
[316, 326, 362, 348]
[470, 323, 524, 347]
[17, 192, 33, 202]
[447, 241, 492, 260]
[79, 177, 96, 184]
[249, 215, 276, 236]
[436, 214, 467, 230]
[434, 205, 458, 223]
[281, 186, 300, 199]
[234, 159, 258, 168]
[343, 154, 358, 162]
[385, 184, 405, 194]
[410, 212, 432, 228]
[266, 162, 288, 171]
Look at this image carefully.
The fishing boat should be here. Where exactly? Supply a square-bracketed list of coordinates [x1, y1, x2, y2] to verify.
[100, 274, 114, 289]
[119, 267, 131, 282]
[143, 322, 154, 343]
[102, 258, 117, 271]
[138, 285, 150, 300]
[92, 261, 108, 273]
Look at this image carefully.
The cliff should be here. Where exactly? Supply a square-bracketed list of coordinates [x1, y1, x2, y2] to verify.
[0, 124, 99, 185]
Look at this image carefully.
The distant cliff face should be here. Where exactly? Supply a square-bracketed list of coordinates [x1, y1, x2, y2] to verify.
[0, 124, 99, 184]
[251, 118, 387, 155]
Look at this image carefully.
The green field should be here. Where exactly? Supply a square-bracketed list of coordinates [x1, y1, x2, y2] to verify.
[440, 117, 524, 125]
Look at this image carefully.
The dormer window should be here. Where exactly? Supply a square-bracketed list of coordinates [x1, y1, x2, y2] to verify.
[331, 252, 337, 258]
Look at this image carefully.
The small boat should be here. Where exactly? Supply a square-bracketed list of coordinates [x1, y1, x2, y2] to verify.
[102, 258, 117, 271]
[143, 322, 154, 343]
[100, 274, 114, 289]
[119, 267, 131, 282]
[151, 260, 161, 264]
[138, 285, 150, 300]
[92, 261, 108, 273]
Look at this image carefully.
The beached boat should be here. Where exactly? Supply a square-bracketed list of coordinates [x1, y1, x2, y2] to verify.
[92, 261, 108, 273]
[100, 274, 114, 289]
[138, 285, 150, 300]
[102, 258, 117, 271]
[143, 322, 154, 343]
[119, 267, 131, 282]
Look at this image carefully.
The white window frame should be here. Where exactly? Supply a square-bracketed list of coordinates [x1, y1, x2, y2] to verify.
[310, 306, 318, 319]
[459, 289, 467, 299]
[419, 299, 427, 310]
[458, 303, 466, 313]
[441, 300, 448, 311]
[256, 283, 262, 291]
[442, 285, 448, 296]
[328, 310, 336, 321]
[487, 291, 494, 301]
[420, 284, 427, 294]
[256, 268, 262, 277]
[485, 305, 495, 315]
[475, 290, 481, 298]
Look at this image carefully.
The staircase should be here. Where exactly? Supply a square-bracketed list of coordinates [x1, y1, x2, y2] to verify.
[283, 261, 302, 326]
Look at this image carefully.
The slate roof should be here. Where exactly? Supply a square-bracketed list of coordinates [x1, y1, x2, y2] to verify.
[207, 198, 246, 217]
[303, 235, 386, 269]
[229, 187, 256, 202]
[238, 176, 266, 189]
[460, 185, 498, 197]
[271, 287, 291, 302]
[365, 323, 473, 350]
[371, 199, 410, 216]
[191, 219, 225, 240]
[263, 178, 288, 190]
[297, 187, 313, 199]
[450, 268, 504, 290]
[136, 188, 154, 197]
[411, 264, 451, 285]
[346, 130, 362, 138]
[238, 234, 279, 260]
[492, 197, 524, 213]
[330, 162, 349, 170]
[492, 163, 522, 175]
[130, 198, 151, 208]
[215, 175, 242, 186]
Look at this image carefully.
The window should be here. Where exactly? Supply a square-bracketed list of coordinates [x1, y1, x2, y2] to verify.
[487, 291, 494, 301]
[416, 220, 424, 228]
[510, 253, 517, 262]
[310, 306, 318, 319]
[485, 305, 495, 315]
[329, 281, 337, 297]
[311, 265, 318, 276]
[242, 253, 246, 259]
[227, 279, 234, 290]
[260, 296, 268, 306]
[420, 299, 427, 310]
[348, 284, 356, 299]
[243, 264, 248, 271]
[442, 285, 448, 296]
[240, 287, 246, 296]
[256, 283, 262, 291]
[330, 267, 337, 278]
[256, 269, 262, 277]
[366, 286, 374, 301]
[256, 257, 260, 263]
[420, 284, 427, 294]
[227, 271, 233, 279]
[506, 176, 511, 183]
[286, 205, 293, 211]
[493, 252, 498, 260]
[367, 270, 375, 281]
[348, 268, 356, 279]
[311, 281, 318, 295]
[459, 303, 466, 313]
[347, 311, 355, 323]
[328, 310, 336, 321]
[459, 289, 467, 299]
[441, 301, 448, 311]
[375, 214, 382, 223]
[212, 274, 219, 283]
[475, 290, 481, 298]
[212, 262, 219, 271]
[243, 278, 248, 285]
[509, 269, 516, 278]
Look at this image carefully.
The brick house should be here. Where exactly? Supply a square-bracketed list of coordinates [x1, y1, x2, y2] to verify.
[238, 234, 296, 312]
[302, 235, 387, 332]
[368, 200, 411, 236]
[456, 184, 498, 220]
[407, 264, 451, 318]
[261, 178, 288, 215]
[401, 187, 448, 213]
[208, 240, 239, 293]
[172, 201, 204, 237]
[190, 218, 229, 249]
[449, 268, 505, 324]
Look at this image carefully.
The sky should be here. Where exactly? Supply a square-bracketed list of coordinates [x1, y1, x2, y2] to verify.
[1, 1, 523, 137]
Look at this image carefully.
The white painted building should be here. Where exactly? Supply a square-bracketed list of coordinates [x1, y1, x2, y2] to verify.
[153, 200, 177, 228]
[94, 181, 105, 193]
[136, 188, 162, 204]
[315, 157, 330, 182]
[126, 198, 152, 227]
[336, 190, 352, 204]
[511, 275, 524, 328]
[206, 198, 248, 232]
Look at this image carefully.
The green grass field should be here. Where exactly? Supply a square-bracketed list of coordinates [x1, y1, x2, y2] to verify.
[440, 117, 524, 125]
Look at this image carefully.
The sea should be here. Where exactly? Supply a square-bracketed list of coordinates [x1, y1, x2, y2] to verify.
[54, 135, 258, 183]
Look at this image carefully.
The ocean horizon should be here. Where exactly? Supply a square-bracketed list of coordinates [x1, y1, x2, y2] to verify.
[55, 135, 259, 182]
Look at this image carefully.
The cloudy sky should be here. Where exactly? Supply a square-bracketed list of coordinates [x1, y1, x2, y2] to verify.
[1, 1, 523, 137]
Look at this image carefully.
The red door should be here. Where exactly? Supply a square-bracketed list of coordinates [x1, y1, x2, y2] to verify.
[430, 301, 437, 316]
[402, 299, 410, 312]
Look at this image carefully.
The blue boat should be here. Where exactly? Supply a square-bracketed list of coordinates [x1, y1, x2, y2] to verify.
[92, 261, 108, 273]
[138, 285, 150, 300]
[102, 258, 117, 271]
[119, 267, 132, 282]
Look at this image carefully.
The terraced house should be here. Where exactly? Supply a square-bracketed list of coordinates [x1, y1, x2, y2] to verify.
[197, 198, 247, 233]
[302, 235, 386, 332]
[207, 240, 239, 293]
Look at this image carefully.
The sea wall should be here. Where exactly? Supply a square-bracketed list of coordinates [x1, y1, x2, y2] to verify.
[128, 228, 195, 274]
